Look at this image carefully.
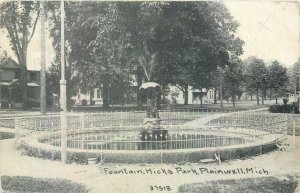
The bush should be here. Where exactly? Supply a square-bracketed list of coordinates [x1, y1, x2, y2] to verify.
[29, 101, 40, 108]
[269, 105, 280, 113]
[67, 99, 76, 110]
[283, 97, 289, 105]
[291, 102, 299, 114]
[0, 100, 9, 109]
[81, 99, 87, 106]
[269, 102, 299, 114]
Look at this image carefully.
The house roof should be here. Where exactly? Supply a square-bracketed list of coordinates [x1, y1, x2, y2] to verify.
[0, 79, 39, 87]
[0, 58, 19, 69]
[192, 88, 208, 93]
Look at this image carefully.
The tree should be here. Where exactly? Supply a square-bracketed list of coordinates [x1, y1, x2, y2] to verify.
[154, 2, 243, 105]
[47, 1, 244, 108]
[46, 63, 59, 107]
[46, 60, 79, 110]
[0, 1, 40, 109]
[87, 2, 133, 108]
[244, 57, 268, 105]
[0, 47, 9, 63]
[223, 55, 244, 107]
[287, 61, 300, 95]
[47, 2, 104, 108]
[268, 60, 289, 104]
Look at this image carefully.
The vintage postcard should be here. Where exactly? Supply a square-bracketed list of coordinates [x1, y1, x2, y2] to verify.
[0, 0, 299, 193]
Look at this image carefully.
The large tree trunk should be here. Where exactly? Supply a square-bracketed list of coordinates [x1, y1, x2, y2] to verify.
[214, 87, 217, 104]
[200, 88, 203, 107]
[184, 84, 188, 105]
[256, 86, 260, 105]
[262, 91, 265, 105]
[102, 81, 109, 109]
[157, 92, 161, 110]
[20, 65, 29, 110]
[232, 94, 235, 107]
[275, 96, 278, 104]
[89, 89, 93, 105]
[136, 68, 143, 108]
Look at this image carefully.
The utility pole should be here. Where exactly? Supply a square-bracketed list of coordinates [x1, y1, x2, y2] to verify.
[218, 66, 223, 108]
[40, 0, 46, 115]
[60, 0, 68, 164]
[0, 68, 2, 109]
[298, 58, 300, 111]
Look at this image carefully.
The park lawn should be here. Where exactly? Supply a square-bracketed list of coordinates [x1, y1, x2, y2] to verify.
[179, 175, 299, 193]
[1, 176, 88, 193]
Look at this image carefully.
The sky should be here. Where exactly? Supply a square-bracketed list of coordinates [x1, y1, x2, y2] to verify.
[225, 0, 299, 66]
[0, 0, 299, 71]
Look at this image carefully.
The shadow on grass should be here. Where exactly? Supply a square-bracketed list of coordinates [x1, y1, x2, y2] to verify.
[1, 176, 88, 193]
[179, 175, 299, 193]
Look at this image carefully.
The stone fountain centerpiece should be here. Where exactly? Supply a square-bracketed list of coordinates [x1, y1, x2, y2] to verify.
[139, 82, 168, 142]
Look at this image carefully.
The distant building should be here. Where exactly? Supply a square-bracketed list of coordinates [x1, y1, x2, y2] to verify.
[73, 75, 138, 106]
[73, 79, 215, 106]
[0, 59, 40, 108]
[168, 85, 216, 105]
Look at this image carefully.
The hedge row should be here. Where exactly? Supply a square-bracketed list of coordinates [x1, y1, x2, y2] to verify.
[269, 103, 299, 114]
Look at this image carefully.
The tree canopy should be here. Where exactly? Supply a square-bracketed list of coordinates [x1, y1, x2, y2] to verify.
[46, 1, 244, 107]
[223, 55, 244, 106]
[244, 57, 269, 105]
[268, 60, 289, 104]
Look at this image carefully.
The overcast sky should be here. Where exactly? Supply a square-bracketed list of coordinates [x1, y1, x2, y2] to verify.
[0, 0, 299, 70]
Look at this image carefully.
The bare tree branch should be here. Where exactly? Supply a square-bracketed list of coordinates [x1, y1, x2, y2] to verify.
[5, 26, 22, 64]
[28, 8, 40, 44]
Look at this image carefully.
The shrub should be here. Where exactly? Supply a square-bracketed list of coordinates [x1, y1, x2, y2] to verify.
[269, 102, 299, 114]
[269, 105, 280, 113]
[67, 99, 76, 110]
[291, 102, 299, 114]
[81, 99, 87, 106]
[0, 100, 9, 109]
[283, 97, 289, 105]
[279, 104, 291, 113]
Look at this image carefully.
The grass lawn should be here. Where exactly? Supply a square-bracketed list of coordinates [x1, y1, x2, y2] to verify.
[179, 175, 299, 193]
[1, 176, 88, 193]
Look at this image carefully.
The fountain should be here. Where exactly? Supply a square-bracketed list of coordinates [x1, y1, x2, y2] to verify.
[139, 82, 168, 144]
[12, 98, 288, 163]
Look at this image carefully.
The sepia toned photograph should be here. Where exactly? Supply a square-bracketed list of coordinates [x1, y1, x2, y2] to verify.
[0, 0, 299, 192]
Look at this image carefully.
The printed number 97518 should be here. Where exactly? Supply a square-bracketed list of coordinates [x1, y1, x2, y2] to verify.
[150, 185, 172, 191]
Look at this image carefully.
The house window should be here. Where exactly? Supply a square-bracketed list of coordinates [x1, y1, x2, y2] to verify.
[28, 87, 36, 98]
[97, 88, 101, 99]
[1, 71, 15, 80]
[90, 90, 94, 98]
[15, 71, 20, 79]
[30, 72, 37, 81]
